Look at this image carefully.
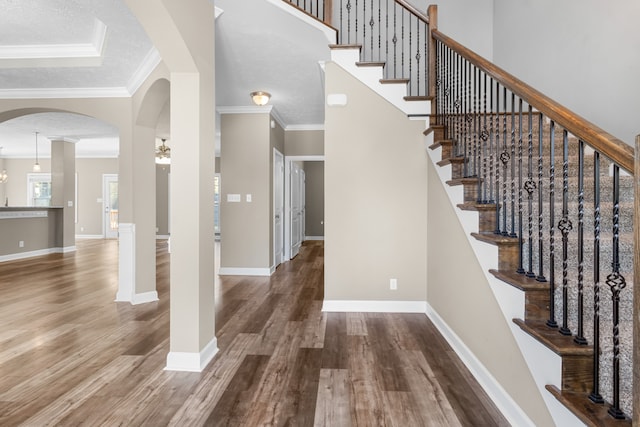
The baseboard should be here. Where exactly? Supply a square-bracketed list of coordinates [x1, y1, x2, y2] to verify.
[218, 267, 273, 276]
[0, 247, 65, 263]
[322, 300, 427, 313]
[76, 234, 104, 239]
[425, 303, 535, 427]
[304, 236, 324, 241]
[165, 336, 219, 372]
[132, 291, 159, 305]
[61, 246, 76, 253]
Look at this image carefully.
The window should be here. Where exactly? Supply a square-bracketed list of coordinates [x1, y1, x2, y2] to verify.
[27, 173, 52, 207]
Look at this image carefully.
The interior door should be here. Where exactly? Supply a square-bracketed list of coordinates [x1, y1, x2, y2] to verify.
[274, 150, 284, 266]
[290, 162, 303, 258]
[103, 174, 119, 239]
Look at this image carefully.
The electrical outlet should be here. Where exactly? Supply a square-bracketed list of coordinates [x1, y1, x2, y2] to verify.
[19, 241, 24, 248]
[390, 278, 397, 290]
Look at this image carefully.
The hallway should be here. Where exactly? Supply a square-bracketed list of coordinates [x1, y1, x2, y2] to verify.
[0, 240, 507, 426]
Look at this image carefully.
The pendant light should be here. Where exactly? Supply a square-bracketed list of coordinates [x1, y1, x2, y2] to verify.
[155, 139, 171, 165]
[33, 131, 41, 172]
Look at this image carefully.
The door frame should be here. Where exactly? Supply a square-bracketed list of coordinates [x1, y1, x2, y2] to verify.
[284, 155, 324, 261]
[273, 149, 284, 267]
[102, 174, 118, 238]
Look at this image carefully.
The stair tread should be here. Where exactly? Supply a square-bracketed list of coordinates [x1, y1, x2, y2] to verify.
[329, 43, 362, 50]
[404, 95, 433, 101]
[356, 61, 385, 67]
[457, 202, 497, 212]
[380, 78, 409, 84]
[513, 318, 593, 356]
[470, 231, 519, 246]
[428, 139, 453, 150]
[446, 177, 481, 186]
[489, 268, 549, 291]
[546, 385, 632, 426]
[437, 157, 465, 167]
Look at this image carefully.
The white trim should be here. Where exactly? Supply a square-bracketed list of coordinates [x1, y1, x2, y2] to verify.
[132, 291, 159, 305]
[218, 267, 274, 276]
[426, 304, 536, 427]
[285, 124, 325, 131]
[265, 0, 337, 43]
[116, 223, 135, 302]
[126, 48, 162, 95]
[75, 234, 104, 239]
[305, 236, 324, 241]
[0, 247, 65, 263]
[165, 337, 219, 372]
[270, 108, 287, 130]
[156, 235, 170, 240]
[0, 86, 131, 99]
[322, 300, 428, 313]
[217, 105, 274, 114]
[61, 246, 76, 253]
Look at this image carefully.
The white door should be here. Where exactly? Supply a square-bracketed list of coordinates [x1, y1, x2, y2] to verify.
[273, 150, 284, 266]
[103, 174, 119, 239]
[290, 162, 304, 258]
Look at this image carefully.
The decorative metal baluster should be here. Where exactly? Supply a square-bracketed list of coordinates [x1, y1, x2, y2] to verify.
[589, 151, 604, 404]
[415, 19, 420, 96]
[385, 0, 388, 68]
[547, 121, 558, 328]
[408, 15, 412, 95]
[392, 2, 396, 78]
[494, 81, 502, 234]
[424, 20, 428, 97]
[489, 78, 495, 205]
[463, 60, 470, 177]
[558, 129, 572, 336]
[606, 164, 627, 420]
[378, 0, 381, 62]
[355, 0, 358, 45]
[536, 113, 546, 282]
[481, 72, 489, 203]
[525, 105, 535, 277]
[516, 98, 525, 274]
[401, 9, 404, 81]
[509, 93, 517, 239]
[346, 0, 351, 44]
[574, 140, 587, 345]
[501, 87, 509, 236]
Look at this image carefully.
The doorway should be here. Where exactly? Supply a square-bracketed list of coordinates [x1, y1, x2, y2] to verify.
[273, 149, 284, 266]
[103, 174, 118, 239]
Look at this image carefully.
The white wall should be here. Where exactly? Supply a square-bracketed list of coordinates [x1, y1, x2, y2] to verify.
[493, 0, 640, 145]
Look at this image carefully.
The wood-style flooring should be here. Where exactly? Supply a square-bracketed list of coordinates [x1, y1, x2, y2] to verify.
[0, 239, 509, 426]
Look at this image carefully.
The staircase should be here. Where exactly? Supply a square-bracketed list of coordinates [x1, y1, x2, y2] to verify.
[282, 1, 637, 425]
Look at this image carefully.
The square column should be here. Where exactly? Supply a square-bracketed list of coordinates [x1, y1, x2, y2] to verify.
[50, 139, 76, 251]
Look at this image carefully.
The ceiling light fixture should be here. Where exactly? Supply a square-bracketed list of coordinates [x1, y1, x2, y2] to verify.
[156, 138, 171, 165]
[250, 91, 271, 106]
[33, 132, 41, 172]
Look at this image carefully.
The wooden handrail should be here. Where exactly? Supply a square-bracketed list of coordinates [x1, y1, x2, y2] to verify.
[395, 0, 429, 24]
[432, 29, 635, 173]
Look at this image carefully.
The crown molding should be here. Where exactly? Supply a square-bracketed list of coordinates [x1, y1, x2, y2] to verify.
[127, 48, 162, 95]
[285, 124, 324, 131]
[216, 105, 274, 115]
[0, 86, 130, 99]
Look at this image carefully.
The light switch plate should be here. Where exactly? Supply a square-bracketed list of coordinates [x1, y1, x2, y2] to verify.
[246, 194, 252, 202]
[227, 194, 241, 202]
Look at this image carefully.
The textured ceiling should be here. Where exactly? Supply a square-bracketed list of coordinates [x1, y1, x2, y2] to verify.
[0, 0, 331, 158]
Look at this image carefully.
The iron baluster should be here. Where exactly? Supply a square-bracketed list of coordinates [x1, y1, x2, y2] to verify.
[525, 105, 536, 277]
[489, 78, 495, 205]
[494, 81, 501, 234]
[606, 165, 626, 420]
[574, 141, 587, 345]
[509, 92, 517, 239]
[536, 113, 546, 282]
[558, 129, 572, 337]
[516, 97, 525, 273]
[501, 87, 508, 236]
[589, 151, 604, 403]
[481, 72, 489, 203]
[547, 121, 558, 328]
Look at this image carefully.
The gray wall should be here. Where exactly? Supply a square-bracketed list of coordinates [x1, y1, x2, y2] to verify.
[285, 129, 324, 156]
[324, 62, 428, 302]
[156, 164, 170, 236]
[220, 112, 272, 270]
[304, 161, 324, 238]
[492, 0, 640, 145]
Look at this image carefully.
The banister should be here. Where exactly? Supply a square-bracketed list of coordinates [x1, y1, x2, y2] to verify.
[395, 0, 429, 24]
[432, 29, 635, 173]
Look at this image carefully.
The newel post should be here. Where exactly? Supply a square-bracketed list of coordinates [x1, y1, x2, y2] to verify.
[634, 135, 640, 425]
[325, 0, 333, 27]
[427, 4, 438, 126]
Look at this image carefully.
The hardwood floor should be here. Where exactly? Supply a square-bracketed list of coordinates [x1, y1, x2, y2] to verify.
[0, 239, 508, 426]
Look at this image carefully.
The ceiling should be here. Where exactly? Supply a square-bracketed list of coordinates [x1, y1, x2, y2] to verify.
[0, 0, 331, 159]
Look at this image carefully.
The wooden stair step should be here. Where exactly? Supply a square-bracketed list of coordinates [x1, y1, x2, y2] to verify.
[404, 95, 433, 101]
[424, 124, 445, 141]
[380, 78, 409, 84]
[489, 268, 548, 292]
[514, 318, 593, 393]
[329, 43, 361, 50]
[471, 232, 519, 270]
[436, 156, 465, 167]
[470, 231, 518, 246]
[489, 269, 549, 322]
[546, 385, 632, 427]
[356, 61, 385, 67]
[457, 202, 497, 232]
